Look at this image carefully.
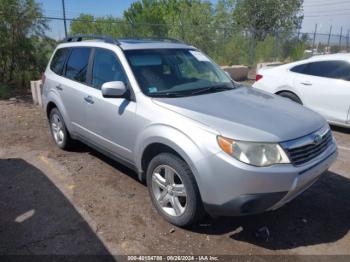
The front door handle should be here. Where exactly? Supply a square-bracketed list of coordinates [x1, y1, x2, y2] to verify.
[301, 81, 312, 86]
[56, 84, 63, 91]
[84, 96, 94, 104]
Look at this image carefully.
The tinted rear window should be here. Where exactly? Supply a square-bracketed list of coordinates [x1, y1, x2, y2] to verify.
[65, 48, 91, 83]
[50, 48, 70, 75]
[290, 63, 308, 74]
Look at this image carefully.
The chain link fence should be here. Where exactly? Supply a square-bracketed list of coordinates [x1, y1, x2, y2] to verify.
[45, 17, 350, 67]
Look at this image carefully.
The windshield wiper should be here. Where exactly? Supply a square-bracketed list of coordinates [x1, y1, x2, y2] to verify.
[189, 85, 234, 95]
[149, 85, 235, 98]
[148, 92, 188, 98]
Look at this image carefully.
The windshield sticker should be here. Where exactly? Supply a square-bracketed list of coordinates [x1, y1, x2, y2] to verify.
[148, 87, 158, 93]
[189, 51, 210, 62]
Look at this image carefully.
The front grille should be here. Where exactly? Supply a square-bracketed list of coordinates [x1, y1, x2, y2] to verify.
[283, 128, 333, 166]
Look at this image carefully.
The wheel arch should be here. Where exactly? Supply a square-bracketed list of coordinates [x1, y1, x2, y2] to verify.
[44, 92, 72, 132]
[46, 101, 57, 118]
[275, 89, 303, 104]
[135, 125, 205, 186]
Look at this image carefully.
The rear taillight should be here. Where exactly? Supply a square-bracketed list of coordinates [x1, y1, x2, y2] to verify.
[255, 74, 263, 81]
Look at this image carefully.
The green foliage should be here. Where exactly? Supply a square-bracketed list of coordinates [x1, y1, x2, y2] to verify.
[281, 38, 307, 61]
[216, 33, 250, 65]
[124, 0, 168, 37]
[0, 83, 13, 99]
[0, 0, 56, 89]
[255, 35, 276, 63]
[233, 0, 304, 40]
[70, 14, 129, 37]
[68, 0, 306, 65]
[0, 0, 309, 94]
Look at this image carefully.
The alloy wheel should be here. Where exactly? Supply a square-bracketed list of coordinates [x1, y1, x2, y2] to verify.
[51, 113, 65, 145]
[151, 165, 187, 217]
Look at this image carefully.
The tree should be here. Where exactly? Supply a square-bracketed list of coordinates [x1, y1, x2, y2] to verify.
[233, 0, 304, 40]
[123, 0, 215, 53]
[0, 0, 52, 88]
[123, 0, 168, 37]
[70, 14, 128, 37]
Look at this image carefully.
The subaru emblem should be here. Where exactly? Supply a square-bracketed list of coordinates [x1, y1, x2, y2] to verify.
[313, 134, 322, 145]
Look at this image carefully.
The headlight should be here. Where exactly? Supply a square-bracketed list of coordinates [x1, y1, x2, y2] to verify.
[217, 136, 290, 167]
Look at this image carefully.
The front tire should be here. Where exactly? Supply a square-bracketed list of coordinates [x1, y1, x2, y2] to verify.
[146, 153, 204, 227]
[49, 108, 72, 150]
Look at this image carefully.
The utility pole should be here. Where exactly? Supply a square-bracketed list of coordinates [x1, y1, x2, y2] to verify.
[347, 29, 350, 52]
[339, 26, 343, 51]
[312, 24, 317, 54]
[62, 0, 67, 38]
[327, 25, 332, 48]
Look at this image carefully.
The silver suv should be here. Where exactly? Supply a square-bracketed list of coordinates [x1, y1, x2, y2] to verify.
[42, 35, 337, 227]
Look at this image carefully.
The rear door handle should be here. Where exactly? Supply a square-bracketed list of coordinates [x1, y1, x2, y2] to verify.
[84, 96, 94, 104]
[301, 81, 312, 86]
[55, 84, 63, 91]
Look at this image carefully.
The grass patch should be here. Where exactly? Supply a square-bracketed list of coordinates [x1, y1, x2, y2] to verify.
[0, 83, 13, 99]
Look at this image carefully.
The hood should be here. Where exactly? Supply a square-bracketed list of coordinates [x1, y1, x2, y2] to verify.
[152, 87, 326, 142]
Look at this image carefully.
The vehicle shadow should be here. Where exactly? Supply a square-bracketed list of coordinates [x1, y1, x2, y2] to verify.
[190, 171, 350, 250]
[0, 158, 115, 258]
[70, 141, 141, 183]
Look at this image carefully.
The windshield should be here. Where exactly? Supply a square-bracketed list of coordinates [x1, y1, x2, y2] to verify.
[124, 49, 237, 97]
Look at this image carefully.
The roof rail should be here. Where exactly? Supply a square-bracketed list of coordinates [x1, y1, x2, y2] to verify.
[64, 35, 120, 45]
[148, 37, 184, 43]
[124, 37, 185, 44]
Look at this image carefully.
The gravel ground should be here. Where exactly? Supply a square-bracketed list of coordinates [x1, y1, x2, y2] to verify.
[0, 97, 350, 257]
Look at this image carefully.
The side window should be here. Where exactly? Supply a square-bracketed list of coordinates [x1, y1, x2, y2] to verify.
[328, 61, 350, 81]
[92, 49, 127, 89]
[50, 48, 70, 75]
[65, 47, 91, 83]
[291, 61, 350, 81]
[308, 61, 336, 78]
[290, 63, 309, 74]
[307, 61, 350, 80]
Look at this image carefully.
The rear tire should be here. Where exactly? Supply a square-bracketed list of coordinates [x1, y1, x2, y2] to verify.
[277, 91, 302, 104]
[146, 153, 204, 227]
[49, 108, 72, 150]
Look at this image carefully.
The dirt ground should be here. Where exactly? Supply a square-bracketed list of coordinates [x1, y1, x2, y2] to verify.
[1, 97, 350, 257]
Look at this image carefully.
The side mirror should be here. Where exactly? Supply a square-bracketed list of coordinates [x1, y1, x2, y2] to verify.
[101, 81, 127, 98]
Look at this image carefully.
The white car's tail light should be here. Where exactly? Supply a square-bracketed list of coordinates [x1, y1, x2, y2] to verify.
[255, 74, 263, 81]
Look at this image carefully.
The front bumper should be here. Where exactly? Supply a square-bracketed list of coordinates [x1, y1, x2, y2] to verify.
[194, 141, 337, 217]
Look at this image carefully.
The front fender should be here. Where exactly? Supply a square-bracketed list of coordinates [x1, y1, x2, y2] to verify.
[134, 124, 219, 194]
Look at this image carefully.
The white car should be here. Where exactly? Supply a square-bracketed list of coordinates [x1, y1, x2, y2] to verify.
[253, 54, 350, 128]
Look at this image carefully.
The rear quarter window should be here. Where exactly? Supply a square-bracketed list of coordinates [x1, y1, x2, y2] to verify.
[290, 63, 309, 74]
[50, 48, 70, 75]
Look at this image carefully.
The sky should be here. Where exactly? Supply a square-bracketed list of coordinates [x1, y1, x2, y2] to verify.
[37, 0, 350, 40]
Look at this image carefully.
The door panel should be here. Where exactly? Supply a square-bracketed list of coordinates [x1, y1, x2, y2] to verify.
[84, 88, 136, 161]
[82, 48, 137, 162]
[291, 60, 350, 124]
[58, 47, 92, 136]
[58, 77, 89, 134]
[293, 74, 349, 123]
